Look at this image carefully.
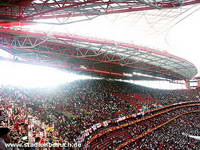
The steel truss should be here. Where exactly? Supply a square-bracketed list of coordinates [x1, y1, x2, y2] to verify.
[0, 0, 200, 25]
[0, 28, 197, 80]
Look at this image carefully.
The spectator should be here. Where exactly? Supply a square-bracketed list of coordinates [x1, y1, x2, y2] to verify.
[0, 79, 199, 149]
[0, 128, 11, 150]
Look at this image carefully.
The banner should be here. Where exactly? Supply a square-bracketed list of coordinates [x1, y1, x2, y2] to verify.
[0, 105, 13, 109]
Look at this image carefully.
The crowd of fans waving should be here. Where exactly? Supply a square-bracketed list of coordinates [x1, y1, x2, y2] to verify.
[0, 79, 200, 149]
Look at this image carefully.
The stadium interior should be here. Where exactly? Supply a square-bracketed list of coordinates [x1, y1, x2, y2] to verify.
[0, 0, 200, 150]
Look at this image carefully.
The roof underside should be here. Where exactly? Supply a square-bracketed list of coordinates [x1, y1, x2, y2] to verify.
[0, 0, 200, 25]
[0, 28, 197, 80]
[0, 1, 199, 80]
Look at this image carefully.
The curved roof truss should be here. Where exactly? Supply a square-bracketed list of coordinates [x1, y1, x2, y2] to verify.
[0, 28, 197, 80]
[0, 0, 200, 25]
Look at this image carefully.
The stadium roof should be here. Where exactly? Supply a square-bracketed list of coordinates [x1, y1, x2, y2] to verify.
[0, 0, 199, 81]
[0, 0, 200, 25]
[0, 28, 197, 80]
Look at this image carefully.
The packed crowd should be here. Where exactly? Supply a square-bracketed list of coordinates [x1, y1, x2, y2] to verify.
[0, 87, 29, 149]
[87, 104, 200, 149]
[125, 112, 200, 150]
[0, 79, 200, 149]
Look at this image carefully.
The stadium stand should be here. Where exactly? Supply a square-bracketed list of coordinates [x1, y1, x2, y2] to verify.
[0, 0, 200, 149]
[0, 79, 200, 149]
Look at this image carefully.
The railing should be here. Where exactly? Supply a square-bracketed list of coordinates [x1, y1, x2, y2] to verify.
[83, 101, 200, 148]
[116, 110, 200, 150]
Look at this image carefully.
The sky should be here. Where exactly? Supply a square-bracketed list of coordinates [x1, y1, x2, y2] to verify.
[167, 7, 200, 77]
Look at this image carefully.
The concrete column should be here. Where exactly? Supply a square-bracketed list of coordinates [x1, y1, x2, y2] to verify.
[197, 81, 200, 88]
[185, 80, 191, 89]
